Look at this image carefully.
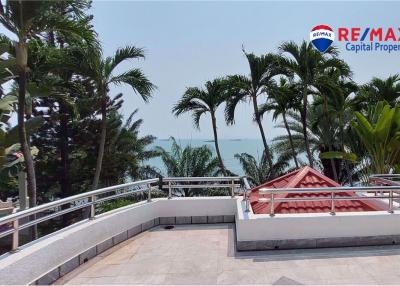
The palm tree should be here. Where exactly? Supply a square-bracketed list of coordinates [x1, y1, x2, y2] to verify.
[155, 138, 221, 196]
[0, 0, 96, 207]
[278, 41, 351, 168]
[259, 77, 300, 168]
[235, 146, 291, 187]
[355, 75, 400, 109]
[89, 47, 155, 190]
[46, 1, 95, 199]
[314, 74, 358, 184]
[173, 79, 228, 175]
[101, 108, 159, 186]
[273, 108, 332, 174]
[225, 49, 285, 175]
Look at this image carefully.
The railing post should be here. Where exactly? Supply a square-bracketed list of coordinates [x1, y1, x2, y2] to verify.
[89, 195, 96, 220]
[168, 181, 172, 199]
[245, 194, 250, 212]
[389, 190, 394, 213]
[270, 191, 275, 217]
[230, 180, 235, 198]
[11, 208, 19, 253]
[147, 184, 152, 202]
[330, 191, 335, 215]
[242, 177, 250, 212]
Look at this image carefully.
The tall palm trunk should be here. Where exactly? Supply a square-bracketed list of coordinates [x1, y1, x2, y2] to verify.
[340, 116, 353, 186]
[282, 111, 299, 168]
[302, 86, 314, 168]
[60, 103, 74, 225]
[16, 41, 36, 206]
[58, 41, 71, 198]
[16, 40, 37, 238]
[323, 96, 339, 182]
[92, 90, 107, 190]
[251, 94, 274, 176]
[211, 113, 226, 175]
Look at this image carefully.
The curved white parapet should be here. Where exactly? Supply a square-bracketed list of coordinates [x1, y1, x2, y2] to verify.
[0, 197, 238, 285]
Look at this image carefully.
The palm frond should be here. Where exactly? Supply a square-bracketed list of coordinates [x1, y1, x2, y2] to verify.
[110, 69, 156, 102]
[105, 46, 145, 77]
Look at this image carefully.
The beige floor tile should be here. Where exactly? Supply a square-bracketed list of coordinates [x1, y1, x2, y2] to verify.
[77, 263, 124, 278]
[56, 224, 400, 285]
[164, 271, 219, 284]
[217, 269, 270, 285]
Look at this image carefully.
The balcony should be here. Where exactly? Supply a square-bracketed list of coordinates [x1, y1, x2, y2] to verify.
[0, 175, 400, 285]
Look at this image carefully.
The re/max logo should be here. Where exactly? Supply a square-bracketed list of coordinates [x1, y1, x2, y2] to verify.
[338, 28, 400, 42]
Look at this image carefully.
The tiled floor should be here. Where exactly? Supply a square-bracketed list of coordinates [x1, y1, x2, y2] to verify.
[56, 224, 400, 285]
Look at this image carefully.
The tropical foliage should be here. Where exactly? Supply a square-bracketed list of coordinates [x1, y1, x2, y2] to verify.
[0, 0, 98, 208]
[156, 138, 230, 196]
[86, 45, 155, 190]
[224, 50, 284, 177]
[0, 1, 157, 205]
[322, 101, 400, 177]
[173, 79, 229, 175]
[156, 137, 220, 178]
[0, 0, 399, 213]
[235, 146, 291, 187]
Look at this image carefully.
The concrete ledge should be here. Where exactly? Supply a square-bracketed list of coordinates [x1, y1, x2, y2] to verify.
[159, 215, 232, 225]
[176, 216, 192, 224]
[224, 215, 235, 223]
[237, 235, 400, 251]
[113, 231, 128, 245]
[160, 216, 176, 225]
[96, 238, 113, 254]
[208, 215, 224, 223]
[192, 216, 208, 224]
[59, 257, 79, 277]
[79, 247, 96, 264]
[127, 225, 142, 238]
[142, 219, 155, 231]
[36, 267, 59, 285]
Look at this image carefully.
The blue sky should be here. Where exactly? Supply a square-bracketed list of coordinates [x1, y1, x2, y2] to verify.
[13, 1, 400, 140]
[90, 1, 400, 139]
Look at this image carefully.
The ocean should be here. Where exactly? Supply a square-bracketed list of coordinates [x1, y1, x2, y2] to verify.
[146, 138, 266, 176]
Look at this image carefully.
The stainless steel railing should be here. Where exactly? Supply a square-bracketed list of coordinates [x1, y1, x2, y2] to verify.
[369, 174, 400, 186]
[0, 176, 248, 254]
[161, 176, 244, 198]
[257, 185, 400, 216]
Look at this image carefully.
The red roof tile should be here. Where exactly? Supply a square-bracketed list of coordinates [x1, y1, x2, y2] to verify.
[250, 166, 387, 214]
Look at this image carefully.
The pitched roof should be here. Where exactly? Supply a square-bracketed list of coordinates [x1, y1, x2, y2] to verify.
[250, 166, 387, 214]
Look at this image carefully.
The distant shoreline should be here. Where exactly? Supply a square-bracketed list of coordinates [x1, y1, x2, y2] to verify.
[157, 138, 254, 141]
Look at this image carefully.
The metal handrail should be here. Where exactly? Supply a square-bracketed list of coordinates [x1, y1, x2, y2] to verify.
[370, 174, 400, 179]
[258, 185, 400, 216]
[163, 176, 241, 182]
[0, 176, 246, 254]
[162, 177, 243, 199]
[259, 185, 400, 195]
[369, 174, 400, 186]
[0, 178, 158, 226]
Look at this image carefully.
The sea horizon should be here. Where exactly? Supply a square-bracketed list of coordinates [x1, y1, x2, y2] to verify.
[146, 138, 270, 176]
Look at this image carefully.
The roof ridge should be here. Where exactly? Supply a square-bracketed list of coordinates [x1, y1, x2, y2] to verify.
[286, 166, 313, 188]
[249, 167, 303, 191]
[264, 167, 310, 211]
